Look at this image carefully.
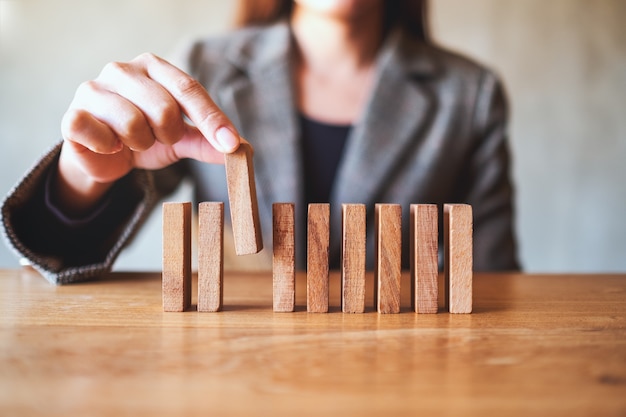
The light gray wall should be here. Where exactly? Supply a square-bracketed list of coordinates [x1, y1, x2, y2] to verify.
[1, 0, 625, 272]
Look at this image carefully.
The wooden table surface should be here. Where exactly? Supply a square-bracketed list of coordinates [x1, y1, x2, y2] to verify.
[1, 268, 625, 416]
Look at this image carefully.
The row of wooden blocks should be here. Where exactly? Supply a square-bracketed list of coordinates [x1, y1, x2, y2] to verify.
[162, 202, 472, 314]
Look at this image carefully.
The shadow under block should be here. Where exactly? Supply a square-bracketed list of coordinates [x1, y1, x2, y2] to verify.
[444, 204, 473, 314]
[341, 204, 366, 313]
[162, 202, 192, 312]
[224, 141, 263, 255]
[410, 204, 439, 313]
[375, 204, 402, 314]
[198, 202, 224, 312]
[273, 203, 295, 312]
[307, 203, 330, 313]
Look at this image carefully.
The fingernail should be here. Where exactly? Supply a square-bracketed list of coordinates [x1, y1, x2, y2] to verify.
[215, 127, 240, 153]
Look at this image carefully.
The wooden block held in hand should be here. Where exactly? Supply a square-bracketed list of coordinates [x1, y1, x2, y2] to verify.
[307, 203, 330, 313]
[410, 204, 438, 314]
[444, 204, 473, 314]
[341, 204, 366, 314]
[162, 202, 192, 312]
[273, 203, 295, 312]
[375, 204, 402, 314]
[198, 202, 224, 312]
[225, 140, 263, 255]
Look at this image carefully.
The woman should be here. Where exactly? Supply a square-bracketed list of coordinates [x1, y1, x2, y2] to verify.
[1, 0, 520, 284]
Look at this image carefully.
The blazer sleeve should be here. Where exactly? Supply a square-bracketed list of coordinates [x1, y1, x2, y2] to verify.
[457, 72, 521, 271]
[1, 142, 185, 284]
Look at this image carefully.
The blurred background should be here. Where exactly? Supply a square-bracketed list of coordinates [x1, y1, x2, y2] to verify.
[1, 0, 625, 272]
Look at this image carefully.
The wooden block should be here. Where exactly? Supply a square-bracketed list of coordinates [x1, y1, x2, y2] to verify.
[224, 140, 263, 255]
[375, 204, 402, 314]
[341, 204, 366, 314]
[273, 203, 295, 312]
[444, 204, 473, 314]
[307, 203, 330, 313]
[410, 204, 439, 314]
[162, 202, 192, 312]
[198, 202, 224, 312]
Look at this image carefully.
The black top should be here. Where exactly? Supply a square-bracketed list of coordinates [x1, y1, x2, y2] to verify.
[299, 114, 351, 204]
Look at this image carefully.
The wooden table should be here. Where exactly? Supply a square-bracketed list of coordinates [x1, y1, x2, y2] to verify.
[1, 268, 625, 416]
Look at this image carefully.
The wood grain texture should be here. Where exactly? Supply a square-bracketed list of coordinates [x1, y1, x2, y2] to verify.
[341, 204, 366, 313]
[2, 269, 626, 416]
[374, 204, 402, 314]
[198, 202, 224, 312]
[224, 140, 263, 255]
[162, 202, 191, 312]
[273, 203, 295, 312]
[307, 203, 330, 313]
[410, 204, 439, 313]
[444, 204, 473, 314]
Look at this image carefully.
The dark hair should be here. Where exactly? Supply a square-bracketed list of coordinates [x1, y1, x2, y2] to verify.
[233, 0, 429, 42]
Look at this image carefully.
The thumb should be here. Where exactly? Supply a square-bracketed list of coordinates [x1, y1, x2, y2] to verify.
[133, 124, 226, 170]
[172, 124, 228, 164]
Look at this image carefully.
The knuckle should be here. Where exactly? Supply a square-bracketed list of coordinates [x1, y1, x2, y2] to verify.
[120, 113, 155, 151]
[135, 52, 160, 65]
[120, 112, 146, 137]
[61, 109, 111, 153]
[75, 80, 100, 96]
[151, 101, 178, 125]
[99, 60, 135, 80]
[199, 108, 226, 129]
[61, 108, 90, 138]
[172, 76, 203, 98]
[102, 60, 126, 74]
[152, 108, 184, 143]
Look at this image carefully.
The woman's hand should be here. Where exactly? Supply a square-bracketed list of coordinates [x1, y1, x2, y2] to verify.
[57, 53, 240, 214]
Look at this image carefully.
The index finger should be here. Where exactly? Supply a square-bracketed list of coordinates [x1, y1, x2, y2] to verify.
[138, 53, 241, 153]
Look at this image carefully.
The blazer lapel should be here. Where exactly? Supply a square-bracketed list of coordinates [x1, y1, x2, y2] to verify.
[216, 23, 304, 253]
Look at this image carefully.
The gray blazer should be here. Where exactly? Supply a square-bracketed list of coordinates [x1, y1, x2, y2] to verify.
[1, 22, 520, 284]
